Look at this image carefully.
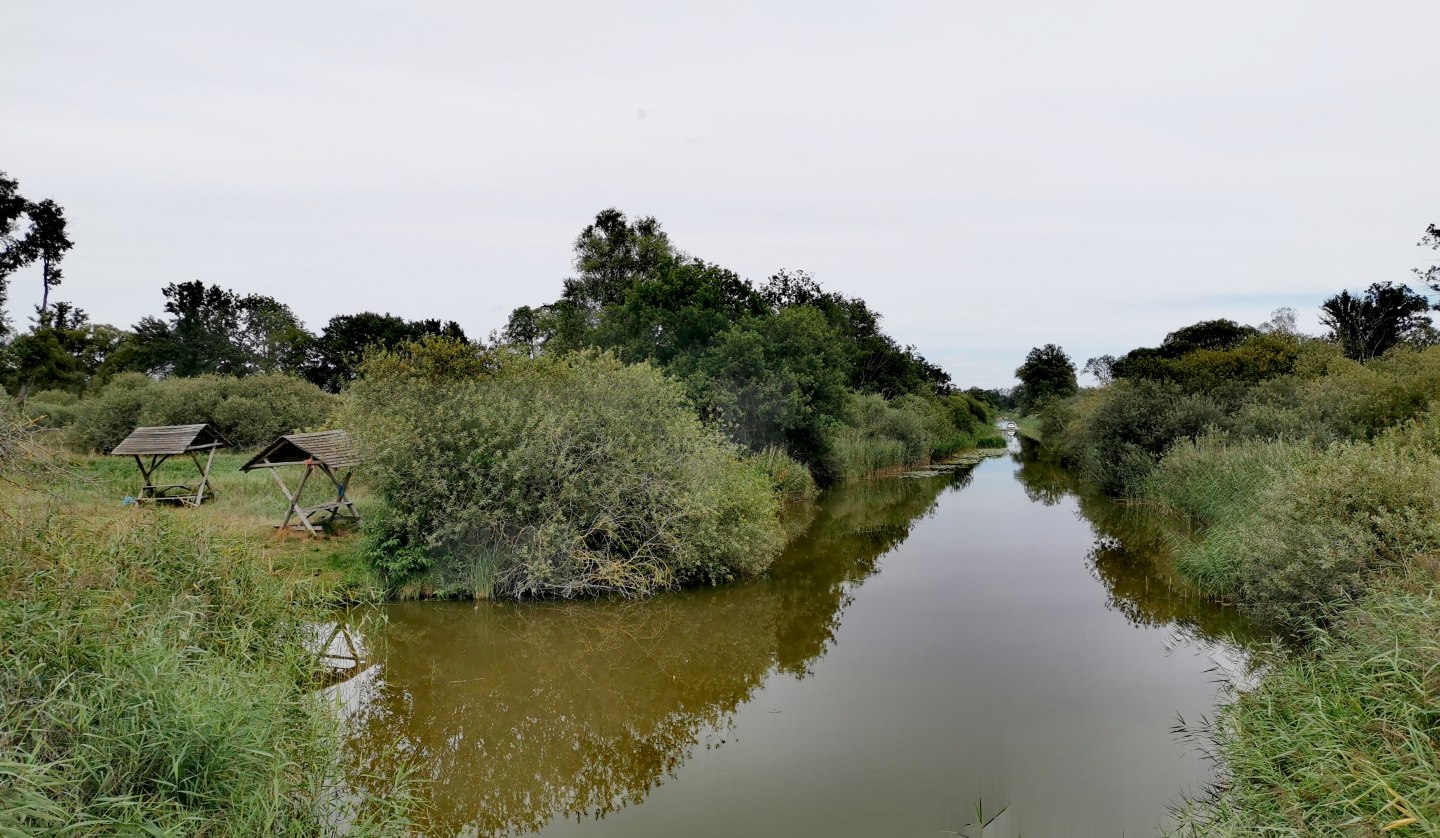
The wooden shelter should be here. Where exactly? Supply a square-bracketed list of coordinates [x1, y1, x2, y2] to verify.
[241, 430, 360, 535]
[110, 424, 231, 506]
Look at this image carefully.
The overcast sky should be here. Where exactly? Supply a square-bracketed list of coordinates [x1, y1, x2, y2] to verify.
[4, 2, 1437, 387]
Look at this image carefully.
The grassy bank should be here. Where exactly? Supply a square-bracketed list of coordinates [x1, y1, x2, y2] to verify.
[1031, 331, 1440, 832]
[1173, 583, 1440, 835]
[0, 413, 411, 835]
[1143, 414, 1440, 833]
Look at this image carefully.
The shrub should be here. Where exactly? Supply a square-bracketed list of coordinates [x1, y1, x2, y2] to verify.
[819, 390, 993, 479]
[67, 372, 335, 451]
[748, 445, 819, 504]
[1151, 409, 1440, 630]
[341, 340, 784, 598]
[20, 389, 81, 428]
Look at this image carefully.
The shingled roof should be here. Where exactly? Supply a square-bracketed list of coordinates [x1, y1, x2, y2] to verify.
[240, 430, 360, 471]
[111, 424, 231, 456]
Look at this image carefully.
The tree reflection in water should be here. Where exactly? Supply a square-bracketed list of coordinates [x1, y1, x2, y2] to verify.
[338, 469, 974, 837]
[338, 447, 1253, 837]
[1010, 437, 1255, 641]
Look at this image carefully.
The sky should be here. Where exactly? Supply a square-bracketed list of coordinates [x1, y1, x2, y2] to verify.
[3, 1, 1438, 387]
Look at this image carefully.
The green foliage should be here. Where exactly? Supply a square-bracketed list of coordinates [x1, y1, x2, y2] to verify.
[1044, 342, 1440, 497]
[1014, 343, 1077, 414]
[500, 209, 962, 478]
[1174, 588, 1440, 835]
[130, 281, 312, 377]
[1110, 331, 1300, 391]
[19, 388, 81, 428]
[747, 445, 819, 504]
[1044, 379, 1224, 495]
[0, 170, 72, 334]
[1151, 412, 1440, 629]
[0, 510, 411, 836]
[302, 312, 468, 392]
[67, 371, 336, 451]
[687, 305, 851, 463]
[821, 391, 995, 479]
[3, 304, 135, 397]
[1320, 281, 1432, 361]
[341, 339, 784, 598]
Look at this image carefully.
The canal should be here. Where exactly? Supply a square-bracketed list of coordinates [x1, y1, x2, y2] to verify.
[330, 439, 1254, 836]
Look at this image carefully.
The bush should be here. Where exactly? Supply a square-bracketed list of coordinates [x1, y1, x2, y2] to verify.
[1149, 409, 1440, 630]
[820, 391, 994, 479]
[20, 389, 81, 428]
[67, 372, 335, 451]
[748, 445, 819, 504]
[341, 340, 784, 598]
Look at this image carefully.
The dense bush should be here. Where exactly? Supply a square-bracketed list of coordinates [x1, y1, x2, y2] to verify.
[1147, 408, 1440, 630]
[341, 339, 784, 598]
[66, 372, 335, 451]
[1046, 343, 1440, 497]
[820, 391, 996, 479]
[19, 389, 82, 428]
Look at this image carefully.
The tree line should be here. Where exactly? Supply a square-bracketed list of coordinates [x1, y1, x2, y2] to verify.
[1, 174, 1002, 479]
[1010, 223, 1440, 416]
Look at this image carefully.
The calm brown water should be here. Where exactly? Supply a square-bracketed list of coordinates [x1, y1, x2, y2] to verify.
[330, 441, 1254, 837]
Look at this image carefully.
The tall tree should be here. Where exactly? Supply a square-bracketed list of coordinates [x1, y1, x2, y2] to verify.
[0, 172, 73, 329]
[131, 281, 312, 377]
[1319, 282, 1431, 362]
[565, 209, 676, 311]
[1015, 344, 1078, 413]
[26, 199, 72, 317]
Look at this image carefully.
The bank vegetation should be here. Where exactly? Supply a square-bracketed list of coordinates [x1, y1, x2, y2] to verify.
[1025, 294, 1440, 833]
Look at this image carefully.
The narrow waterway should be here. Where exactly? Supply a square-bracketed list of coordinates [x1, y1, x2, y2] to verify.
[330, 440, 1255, 837]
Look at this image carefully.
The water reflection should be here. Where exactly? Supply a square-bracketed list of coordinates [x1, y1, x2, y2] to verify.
[339, 468, 977, 836]
[1010, 439, 1253, 641]
[339, 449, 1252, 837]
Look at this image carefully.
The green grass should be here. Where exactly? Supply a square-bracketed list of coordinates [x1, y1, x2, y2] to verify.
[18, 446, 382, 599]
[0, 508, 413, 835]
[1172, 582, 1440, 836]
[0, 409, 411, 834]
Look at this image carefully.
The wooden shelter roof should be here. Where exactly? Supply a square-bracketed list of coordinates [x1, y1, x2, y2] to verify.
[240, 430, 360, 471]
[111, 424, 231, 456]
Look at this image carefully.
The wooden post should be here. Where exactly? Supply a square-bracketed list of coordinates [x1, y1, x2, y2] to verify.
[290, 463, 318, 535]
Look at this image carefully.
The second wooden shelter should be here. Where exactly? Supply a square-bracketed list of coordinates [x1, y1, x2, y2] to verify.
[241, 430, 361, 535]
[111, 424, 231, 506]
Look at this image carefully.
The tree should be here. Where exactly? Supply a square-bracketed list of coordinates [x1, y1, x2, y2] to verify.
[1319, 282, 1431, 362]
[1416, 223, 1439, 293]
[0, 172, 73, 329]
[25, 199, 72, 317]
[1082, 355, 1116, 385]
[564, 209, 676, 312]
[302, 312, 466, 392]
[130, 281, 312, 377]
[1158, 319, 1257, 356]
[1015, 344, 1077, 413]
[1258, 307, 1298, 335]
[4, 303, 132, 396]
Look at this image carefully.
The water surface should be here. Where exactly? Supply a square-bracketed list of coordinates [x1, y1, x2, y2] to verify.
[333, 442, 1253, 837]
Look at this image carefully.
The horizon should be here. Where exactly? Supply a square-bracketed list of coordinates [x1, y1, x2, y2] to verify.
[5, 2, 1438, 388]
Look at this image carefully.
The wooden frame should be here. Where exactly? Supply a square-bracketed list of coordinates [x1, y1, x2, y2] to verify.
[110, 425, 231, 507]
[241, 431, 361, 536]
